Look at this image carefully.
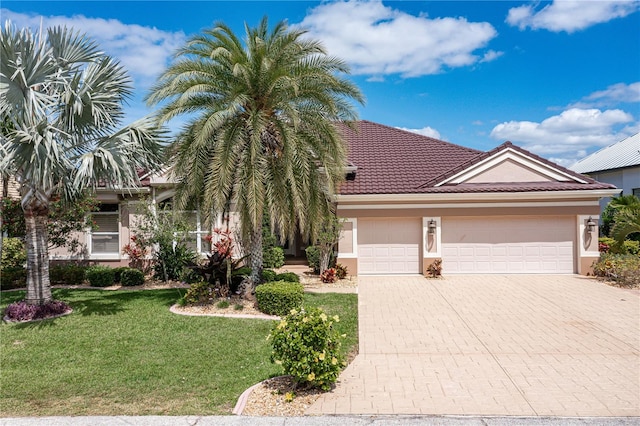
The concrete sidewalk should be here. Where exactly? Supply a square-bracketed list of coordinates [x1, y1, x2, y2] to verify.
[1, 416, 638, 425]
[307, 275, 640, 416]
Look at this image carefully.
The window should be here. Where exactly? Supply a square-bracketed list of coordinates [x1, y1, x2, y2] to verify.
[184, 211, 211, 255]
[633, 188, 640, 197]
[156, 198, 211, 255]
[90, 204, 119, 254]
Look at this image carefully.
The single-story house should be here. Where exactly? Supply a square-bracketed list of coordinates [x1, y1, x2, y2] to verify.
[570, 133, 639, 210]
[7, 120, 618, 276]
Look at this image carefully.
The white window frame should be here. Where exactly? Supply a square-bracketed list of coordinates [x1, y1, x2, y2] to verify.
[88, 204, 120, 258]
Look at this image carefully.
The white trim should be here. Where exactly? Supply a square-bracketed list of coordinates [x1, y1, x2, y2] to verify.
[578, 214, 600, 257]
[423, 217, 441, 258]
[88, 204, 121, 258]
[336, 189, 620, 203]
[435, 148, 587, 186]
[338, 201, 599, 210]
[338, 218, 358, 258]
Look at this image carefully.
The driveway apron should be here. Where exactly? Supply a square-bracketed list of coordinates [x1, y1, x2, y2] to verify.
[306, 275, 640, 416]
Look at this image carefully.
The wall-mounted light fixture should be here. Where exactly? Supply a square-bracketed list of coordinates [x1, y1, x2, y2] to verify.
[428, 219, 437, 235]
[586, 217, 597, 233]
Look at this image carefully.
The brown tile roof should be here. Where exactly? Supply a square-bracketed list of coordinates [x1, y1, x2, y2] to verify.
[338, 121, 481, 195]
[339, 121, 616, 195]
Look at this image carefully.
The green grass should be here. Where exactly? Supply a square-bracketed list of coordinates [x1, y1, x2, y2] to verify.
[0, 288, 357, 416]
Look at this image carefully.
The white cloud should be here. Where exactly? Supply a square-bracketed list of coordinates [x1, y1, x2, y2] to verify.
[397, 126, 441, 139]
[297, 0, 498, 77]
[2, 9, 186, 88]
[569, 82, 640, 108]
[480, 50, 504, 63]
[506, 0, 640, 33]
[490, 108, 637, 156]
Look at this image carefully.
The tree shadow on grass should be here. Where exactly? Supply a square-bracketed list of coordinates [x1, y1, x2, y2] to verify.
[53, 288, 183, 317]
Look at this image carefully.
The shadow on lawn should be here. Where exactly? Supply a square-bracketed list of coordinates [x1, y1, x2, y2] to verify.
[2, 288, 182, 325]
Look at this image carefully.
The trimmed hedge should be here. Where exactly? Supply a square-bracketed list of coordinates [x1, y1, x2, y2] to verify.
[263, 246, 285, 269]
[1, 267, 27, 290]
[49, 264, 87, 286]
[113, 267, 129, 284]
[121, 268, 145, 286]
[261, 269, 277, 283]
[255, 281, 304, 316]
[275, 272, 300, 283]
[86, 266, 115, 287]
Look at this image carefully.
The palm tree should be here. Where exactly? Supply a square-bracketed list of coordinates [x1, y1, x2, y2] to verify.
[0, 22, 165, 305]
[147, 18, 363, 287]
[611, 202, 640, 247]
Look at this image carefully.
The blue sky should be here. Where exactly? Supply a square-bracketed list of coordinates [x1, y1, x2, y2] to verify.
[2, 0, 639, 167]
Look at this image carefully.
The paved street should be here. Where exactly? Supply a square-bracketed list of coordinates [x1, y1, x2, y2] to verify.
[307, 275, 640, 416]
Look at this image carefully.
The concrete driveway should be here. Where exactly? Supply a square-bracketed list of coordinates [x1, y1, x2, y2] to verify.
[306, 275, 640, 416]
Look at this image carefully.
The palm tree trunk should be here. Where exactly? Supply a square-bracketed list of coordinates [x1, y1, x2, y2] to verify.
[249, 226, 263, 291]
[24, 208, 52, 305]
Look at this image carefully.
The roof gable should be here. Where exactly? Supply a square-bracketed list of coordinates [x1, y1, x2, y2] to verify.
[434, 144, 587, 187]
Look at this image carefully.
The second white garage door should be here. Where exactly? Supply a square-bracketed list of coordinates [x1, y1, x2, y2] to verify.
[442, 216, 575, 274]
[358, 218, 421, 274]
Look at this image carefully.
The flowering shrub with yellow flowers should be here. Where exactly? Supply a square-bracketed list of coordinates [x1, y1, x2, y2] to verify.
[269, 307, 345, 391]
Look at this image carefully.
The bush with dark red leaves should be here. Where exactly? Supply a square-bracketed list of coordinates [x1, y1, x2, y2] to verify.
[4, 300, 71, 322]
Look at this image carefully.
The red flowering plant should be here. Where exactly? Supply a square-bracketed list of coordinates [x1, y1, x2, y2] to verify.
[122, 235, 150, 271]
[190, 228, 247, 298]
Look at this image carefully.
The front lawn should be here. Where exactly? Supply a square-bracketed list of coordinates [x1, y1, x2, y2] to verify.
[0, 288, 357, 416]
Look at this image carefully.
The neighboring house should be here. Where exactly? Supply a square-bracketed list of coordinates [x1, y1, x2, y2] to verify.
[570, 133, 639, 210]
[334, 121, 618, 276]
[8, 120, 619, 276]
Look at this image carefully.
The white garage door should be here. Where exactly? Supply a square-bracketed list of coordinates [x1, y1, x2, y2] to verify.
[358, 218, 421, 274]
[442, 216, 575, 274]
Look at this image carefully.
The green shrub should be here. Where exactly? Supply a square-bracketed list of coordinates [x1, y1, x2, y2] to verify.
[1, 238, 26, 269]
[153, 241, 196, 282]
[275, 272, 300, 283]
[183, 281, 214, 305]
[600, 236, 640, 255]
[120, 268, 145, 286]
[255, 281, 304, 316]
[216, 300, 230, 309]
[85, 266, 115, 287]
[592, 253, 640, 287]
[235, 267, 252, 277]
[623, 240, 640, 255]
[269, 306, 345, 391]
[263, 246, 285, 269]
[305, 246, 320, 274]
[49, 264, 87, 285]
[262, 269, 277, 283]
[112, 266, 129, 284]
[0, 267, 27, 290]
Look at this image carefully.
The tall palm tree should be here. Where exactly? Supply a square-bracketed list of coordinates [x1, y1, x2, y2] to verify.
[0, 22, 165, 305]
[147, 17, 363, 287]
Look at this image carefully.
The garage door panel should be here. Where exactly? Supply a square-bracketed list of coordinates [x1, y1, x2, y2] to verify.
[358, 218, 421, 274]
[443, 216, 575, 274]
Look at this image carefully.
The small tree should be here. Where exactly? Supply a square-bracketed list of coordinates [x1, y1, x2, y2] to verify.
[314, 214, 343, 274]
[128, 198, 196, 281]
[1, 195, 98, 254]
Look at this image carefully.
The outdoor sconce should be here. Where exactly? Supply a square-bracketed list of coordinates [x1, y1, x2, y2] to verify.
[428, 219, 437, 235]
[586, 217, 597, 233]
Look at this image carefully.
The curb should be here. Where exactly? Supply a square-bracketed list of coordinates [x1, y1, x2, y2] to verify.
[232, 375, 291, 416]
